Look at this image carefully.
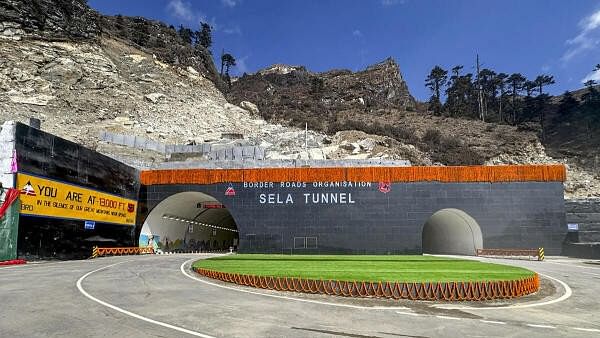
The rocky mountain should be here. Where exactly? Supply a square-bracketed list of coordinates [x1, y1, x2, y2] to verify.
[0, 6, 410, 168]
[544, 87, 600, 171]
[227, 58, 416, 130]
[0, 0, 224, 90]
[230, 61, 600, 198]
[0, 36, 379, 165]
[0, 0, 99, 40]
[0, 0, 598, 198]
[97, 15, 226, 91]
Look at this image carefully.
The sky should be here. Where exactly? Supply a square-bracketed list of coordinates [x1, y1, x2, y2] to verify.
[88, 0, 600, 100]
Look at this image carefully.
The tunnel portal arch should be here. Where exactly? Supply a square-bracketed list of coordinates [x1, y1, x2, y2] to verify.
[139, 191, 239, 252]
[421, 208, 483, 256]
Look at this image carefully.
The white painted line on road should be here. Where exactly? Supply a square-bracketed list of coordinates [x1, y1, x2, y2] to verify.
[544, 261, 600, 271]
[573, 327, 600, 333]
[526, 324, 556, 329]
[395, 311, 421, 316]
[180, 258, 411, 311]
[77, 260, 216, 338]
[0, 261, 67, 270]
[479, 320, 506, 325]
[542, 261, 600, 277]
[432, 272, 572, 310]
[435, 315, 461, 320]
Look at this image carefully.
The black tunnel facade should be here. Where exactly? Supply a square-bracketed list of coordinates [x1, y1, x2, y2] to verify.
[138, 180, 567, 255]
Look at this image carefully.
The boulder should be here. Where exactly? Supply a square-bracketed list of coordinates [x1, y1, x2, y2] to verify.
[358, 138, 377, 152]
[9, 94, 55, 106]
[308, 148, 326, 160]
[187, 66, 199, 75]
[339, 142, 357, 151]
[0, 21, 24, 40]
[144, 92, 166, 103]
[240, 101, 260, 114]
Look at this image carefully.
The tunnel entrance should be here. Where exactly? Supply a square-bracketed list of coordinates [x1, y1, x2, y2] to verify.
[139, 192, 238, 252]
[421, 208, 483, 256]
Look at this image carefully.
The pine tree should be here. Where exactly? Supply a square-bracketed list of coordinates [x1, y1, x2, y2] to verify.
[221, 53, 236, 87]
[535, 75, 555, 95]
[178, 25, 193, 45]
[581, 80, 600, 137]
[557, 91, 579, 120]
[196, 22, 212, 49]
[507, 73, 526, 124]
[479, 68, 497, 121]
[445, 73, 475, 118]
[425, 66, 448, 115]
[495, 73, 509, 123]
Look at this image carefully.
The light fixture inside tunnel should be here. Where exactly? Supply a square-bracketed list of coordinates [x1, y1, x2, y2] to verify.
[161, 214, 238, 232]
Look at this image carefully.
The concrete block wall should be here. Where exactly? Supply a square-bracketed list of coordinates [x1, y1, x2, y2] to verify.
[156, 159, 411, 169]
[0, 121, 16, 196]
[565, 199, 600, 243]
[99, 131, 167, 153]
[99, 131, 266, 161]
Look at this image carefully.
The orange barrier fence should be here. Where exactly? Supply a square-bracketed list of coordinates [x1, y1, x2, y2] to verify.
[193, 268, 539, 301]
[477, 248, 544, 261]
[92, 246, 154, 258]
[140, 164, 566, 185]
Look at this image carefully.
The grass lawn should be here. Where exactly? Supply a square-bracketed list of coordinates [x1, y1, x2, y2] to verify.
[192, 254, 535, 283]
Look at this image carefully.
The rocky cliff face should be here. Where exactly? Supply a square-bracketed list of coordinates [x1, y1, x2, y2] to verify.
[98, 15, 225, 91]
[0, 0, 223, 90]
[0, 0, 99, 40]
[0, 36, 415, 166]
[227, 58, 416, 130]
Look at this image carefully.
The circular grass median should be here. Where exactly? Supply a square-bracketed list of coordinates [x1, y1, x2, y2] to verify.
[192, 254, 535, 283]
[192, 255, 539, 300]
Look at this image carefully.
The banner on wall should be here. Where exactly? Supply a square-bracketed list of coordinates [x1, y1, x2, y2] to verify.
[16, 173, 137, 226]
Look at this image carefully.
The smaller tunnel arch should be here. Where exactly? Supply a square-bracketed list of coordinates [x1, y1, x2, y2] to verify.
[422, 208, 483, 256]
[139, 192, 238, 252]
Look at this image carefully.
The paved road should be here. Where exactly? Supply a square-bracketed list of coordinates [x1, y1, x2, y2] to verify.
[1, 254, 599, 337]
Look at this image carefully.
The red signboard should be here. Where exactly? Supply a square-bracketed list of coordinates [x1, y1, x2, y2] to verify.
[203, 203, 225, 209]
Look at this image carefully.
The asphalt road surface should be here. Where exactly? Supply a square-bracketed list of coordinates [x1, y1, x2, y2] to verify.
[1, 253, 599, 338]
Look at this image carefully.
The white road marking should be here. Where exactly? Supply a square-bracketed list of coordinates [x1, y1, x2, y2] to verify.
[526, 324, 556, 329]
[395, 311, 421, 316]
[0, 261, 73, 270]
[435, 315, 461, 320]
[432, 272, 572, 310]
[542, 261, 600, 277]
[74, 256, 600, 336]
[180, 258, 411, 311]
[544, 261, 600, 271]
[77, 260, 216, 338]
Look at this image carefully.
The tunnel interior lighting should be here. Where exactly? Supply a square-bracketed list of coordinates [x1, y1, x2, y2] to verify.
[162, 214, 238, 232]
